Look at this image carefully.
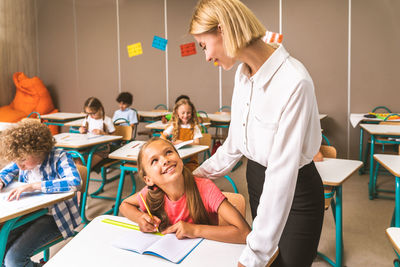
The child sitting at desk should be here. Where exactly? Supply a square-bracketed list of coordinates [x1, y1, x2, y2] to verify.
[112, 92, 138, 127]
[161, 98, 202, 171]
[0, 121, 81, 267]
[79, 97, 115, 167]
[120, 138, 250, 244]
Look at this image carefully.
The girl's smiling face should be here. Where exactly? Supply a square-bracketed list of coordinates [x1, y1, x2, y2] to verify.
[141, 140, 183, 188]
[177, 104, 192, 125]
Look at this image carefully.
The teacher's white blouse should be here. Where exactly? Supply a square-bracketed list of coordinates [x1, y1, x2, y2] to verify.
[193, 45, 321, 267]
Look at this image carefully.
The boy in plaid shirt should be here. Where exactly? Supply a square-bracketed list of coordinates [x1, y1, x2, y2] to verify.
[0, 121, 81, 267]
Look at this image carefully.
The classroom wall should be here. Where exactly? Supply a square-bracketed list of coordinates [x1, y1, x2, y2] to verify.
[0, 0, 38, 106]
[5, 0, 399, 159]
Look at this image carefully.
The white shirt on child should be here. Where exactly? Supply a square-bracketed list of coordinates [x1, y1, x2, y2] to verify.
[163, 124, 202, 139]
[82, 116, 115, 134]
[193, 45, 321, 267]
[112, 108, 138, 126]
[26, 165, 42, 183]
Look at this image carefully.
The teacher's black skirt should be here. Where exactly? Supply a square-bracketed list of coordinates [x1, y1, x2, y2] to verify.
[246, 159, 324, 267]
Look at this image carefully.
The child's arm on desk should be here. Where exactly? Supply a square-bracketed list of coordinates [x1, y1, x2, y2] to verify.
[0, 163, 20, 187]
[120, 192, 161, 233]
[163, 199, 251, 244]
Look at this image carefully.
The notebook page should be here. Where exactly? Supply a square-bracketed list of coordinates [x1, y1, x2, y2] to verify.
[147, 234, 203, 263]
[112, 229, 162, 254]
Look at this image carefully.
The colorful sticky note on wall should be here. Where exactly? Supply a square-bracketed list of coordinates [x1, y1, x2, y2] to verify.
[180, 42, 197, 57]
[262, 31, 283, 44]
[127, 42, 143, 57]
[152, 36, 168, 51]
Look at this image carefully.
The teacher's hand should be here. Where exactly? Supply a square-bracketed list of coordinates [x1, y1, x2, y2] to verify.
[238, 262, 246, 267]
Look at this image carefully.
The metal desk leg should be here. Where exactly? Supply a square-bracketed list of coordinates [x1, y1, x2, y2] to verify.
[80, 144, 102, 224]
[335, 185, 343, 267]
[369, 135, 376, 199]
[359, 128, 365, 174]
[0, 218, 18, 264]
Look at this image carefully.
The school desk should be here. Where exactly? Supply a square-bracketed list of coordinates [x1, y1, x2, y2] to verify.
[108, 141, 209, 215]
[0, 182, 75, 265]
[44, 215, 245, 267]
[145, 120, 212, 137]
[137, 110, 171, 123]
[359, 124, 400, 199]
[41, 112, 85, 127]
[350, 113, 400, 174]
[386, 227, 400, 264]
[315, 158, 363, 267]
[319, 114, 328, 120]
[373, 154, 400, 227]
[64, 118, 84, 133]
[54, 133, 122, 223]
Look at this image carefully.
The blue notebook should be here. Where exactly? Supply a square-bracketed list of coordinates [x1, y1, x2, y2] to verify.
[110, 221, 203, 264]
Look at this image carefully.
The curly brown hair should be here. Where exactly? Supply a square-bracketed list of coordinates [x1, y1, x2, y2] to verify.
[0, 121, 55, 162]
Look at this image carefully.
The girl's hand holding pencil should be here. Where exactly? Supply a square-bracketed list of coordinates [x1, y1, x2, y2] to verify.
[138, 193, 160, 233]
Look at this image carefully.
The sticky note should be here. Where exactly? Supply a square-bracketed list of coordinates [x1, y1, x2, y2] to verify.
[152, 36, 168, 51]
[127, 42, 143, 57]
[180, 42, 197, 57]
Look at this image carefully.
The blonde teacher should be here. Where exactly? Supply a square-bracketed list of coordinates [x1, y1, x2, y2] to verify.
[190, 0, 324, 266]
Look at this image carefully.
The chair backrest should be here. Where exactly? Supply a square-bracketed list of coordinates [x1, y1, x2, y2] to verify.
[372, 106, 391, 113]
[320, 145, 337, 158]
[76, 164, 87, 193]
[154, 104, 168, 110]
[218, 105, 231, 112]
[199, 133, 212, 148]
[113, 125, 133, 141]
[218, 192, 246, 226]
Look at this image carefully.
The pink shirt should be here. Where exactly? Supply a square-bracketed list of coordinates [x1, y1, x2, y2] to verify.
[138, 177, 226, 225]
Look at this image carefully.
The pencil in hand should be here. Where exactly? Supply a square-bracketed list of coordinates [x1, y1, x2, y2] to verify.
[139, 192, 159, 232]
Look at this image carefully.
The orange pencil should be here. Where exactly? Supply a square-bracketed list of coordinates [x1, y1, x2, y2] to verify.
[139, 192, 159, 232]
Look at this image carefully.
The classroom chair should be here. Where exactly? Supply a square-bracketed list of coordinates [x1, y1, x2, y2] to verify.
[90, 121, 137, 200]
[370, 115, 400, 199]
[360, 106, 393, 173]
[137, 104, 168, 138]
[218, 192, 246, 226]
[33, 164, 87, 263]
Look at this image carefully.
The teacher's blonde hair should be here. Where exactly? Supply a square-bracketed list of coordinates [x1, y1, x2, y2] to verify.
[189, 0, 266, 57]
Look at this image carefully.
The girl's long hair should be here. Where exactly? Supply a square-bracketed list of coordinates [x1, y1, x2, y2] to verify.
[83, 97, 108, 133]
[137, 138, 211, 231]
[170, 99, 199, 142]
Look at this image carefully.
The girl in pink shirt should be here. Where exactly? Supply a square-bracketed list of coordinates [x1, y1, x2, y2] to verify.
[120, 138, 250, 244]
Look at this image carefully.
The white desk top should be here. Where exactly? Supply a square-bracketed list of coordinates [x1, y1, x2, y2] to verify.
[145, 120, 211, 130]
[109, 141, 209, 161]
[315, 158, 363, 186]
[386, 227, 400, 255]
[319, 114, 327, 120]
[350, 113, 400, 128]
[200, 113, 231, 123]
[373, 154, 400, 177]
[360, 124, 400, 135]
[64, 118, 84, 127]
[0, 182, 74, 223]
[54, 133, 122, 149]
[41, 112, 85, 121]
[138, 111, 170, 118]
[44, 215, 244, 267]
[0, 122, 16, 132]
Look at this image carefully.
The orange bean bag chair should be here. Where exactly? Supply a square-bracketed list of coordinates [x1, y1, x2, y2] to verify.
[0, 72, 59, 134]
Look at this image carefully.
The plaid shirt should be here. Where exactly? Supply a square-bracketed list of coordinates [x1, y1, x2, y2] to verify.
[0, 148, 82, 238]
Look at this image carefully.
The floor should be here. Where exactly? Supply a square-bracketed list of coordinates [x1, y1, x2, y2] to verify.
[23, 156, 398, 266]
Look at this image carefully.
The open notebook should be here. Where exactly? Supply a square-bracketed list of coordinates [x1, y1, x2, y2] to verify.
[174, 139, 193, 150]
[107, 219, 202, 264]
